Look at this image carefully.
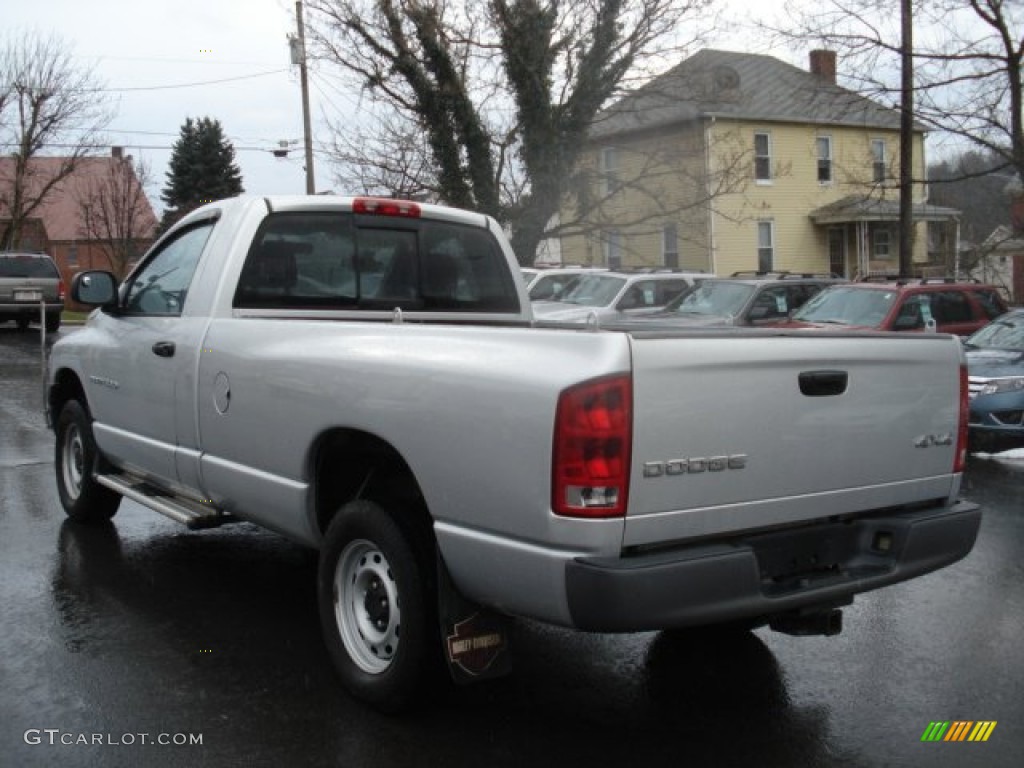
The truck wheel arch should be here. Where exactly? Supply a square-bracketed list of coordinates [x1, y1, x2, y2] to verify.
[311, 428, 432, 541]
[49, 368, 88, 430]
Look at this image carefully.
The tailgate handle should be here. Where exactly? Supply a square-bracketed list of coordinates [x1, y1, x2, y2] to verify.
[799, 370, 848, 397]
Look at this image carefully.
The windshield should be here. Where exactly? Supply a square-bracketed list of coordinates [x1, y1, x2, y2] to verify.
[529, 272, 581, 301]
[966, 313, 1024, 350]
[792, 286, 896, 327]
[662, 281, 755, 317]
[557, 274, 626, 307]
[0, 255, 59, 278]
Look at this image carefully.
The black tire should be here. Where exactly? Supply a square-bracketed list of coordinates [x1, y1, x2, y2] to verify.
[55, 400, 121, 523]
[317, 499, 437, 712]
[45, 313, 61, 333]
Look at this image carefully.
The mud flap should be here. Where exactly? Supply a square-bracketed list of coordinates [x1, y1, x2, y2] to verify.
[437, 552, 511, 684]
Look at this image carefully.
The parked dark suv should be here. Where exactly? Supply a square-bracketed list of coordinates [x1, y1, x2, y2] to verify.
[636, 272, 843, 327]
[0, 252, 65, 332]
[784, 278, 1007, 336]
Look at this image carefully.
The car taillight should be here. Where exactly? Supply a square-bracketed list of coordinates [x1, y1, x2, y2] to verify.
[57, 280, 66, 301]
[954, 363, 969, 473]
[352, 197, 421, 218]
[552, 374, 632, 518]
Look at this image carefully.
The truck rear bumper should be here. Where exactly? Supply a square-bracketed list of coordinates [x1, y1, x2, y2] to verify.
[565, 500, 981, 632]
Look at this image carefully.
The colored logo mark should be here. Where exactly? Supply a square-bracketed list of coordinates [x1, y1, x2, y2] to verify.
[921, 721, 997, 742]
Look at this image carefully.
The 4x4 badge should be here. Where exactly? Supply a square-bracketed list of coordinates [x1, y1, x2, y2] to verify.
[913, 433, 953, 448]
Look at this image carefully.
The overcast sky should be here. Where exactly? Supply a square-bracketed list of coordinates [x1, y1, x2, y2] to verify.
[4, 1, 334, 211]
[4, 1, 823, 214]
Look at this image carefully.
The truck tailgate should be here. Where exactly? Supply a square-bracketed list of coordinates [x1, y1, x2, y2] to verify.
[624, 331, 963, 547]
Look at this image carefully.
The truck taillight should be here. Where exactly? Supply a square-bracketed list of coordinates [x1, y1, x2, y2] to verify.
[954, 363, 969, 473]
[352, 197, 421, 218]
[552, 374, 632, 518]
[58, 280, 66, 301]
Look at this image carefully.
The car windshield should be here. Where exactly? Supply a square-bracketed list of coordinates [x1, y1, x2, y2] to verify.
[792, 286, 896, 327]
[557, 274, 626, 307]
[965, 313, 1024, 350]
[662, 281, 755, 317]
[529, 273, 579, 301]
[0, 255, 58, 278]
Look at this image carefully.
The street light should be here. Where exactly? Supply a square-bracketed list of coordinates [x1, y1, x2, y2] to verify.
[273, 139, 299, 159]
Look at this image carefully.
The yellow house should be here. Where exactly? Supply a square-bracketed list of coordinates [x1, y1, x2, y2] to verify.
[558, 49, 959, 277]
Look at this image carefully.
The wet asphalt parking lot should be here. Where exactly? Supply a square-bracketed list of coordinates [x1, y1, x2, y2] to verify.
[1, 325, 1023, 768]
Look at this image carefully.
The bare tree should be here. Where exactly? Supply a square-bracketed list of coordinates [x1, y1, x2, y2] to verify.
[325, 108, 440, 200]
[307, 0, 711, 262]
[0, 31, 112, 250]
[76, 156, 157, 278]
[774, 0, 1024, 189]
[929, 148, 1009, 241]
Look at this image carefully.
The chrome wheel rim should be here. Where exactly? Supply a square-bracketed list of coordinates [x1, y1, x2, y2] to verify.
[62, 423, 85, 501]
[333, 539, 400, 674]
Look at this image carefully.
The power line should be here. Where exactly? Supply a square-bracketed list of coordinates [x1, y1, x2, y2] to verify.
[0, 142, 280, 153]
[81, 54, 278, 67]
[91, 69, 290, 93]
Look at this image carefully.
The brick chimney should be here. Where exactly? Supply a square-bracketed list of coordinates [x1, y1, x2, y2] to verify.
[111, 146, 123, 159]
[1010, 189, 1024, 234]
[809, 50, 837, 84]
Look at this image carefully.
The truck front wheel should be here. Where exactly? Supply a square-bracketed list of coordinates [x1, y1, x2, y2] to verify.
[318, 500, 437, 712]
[55, 400, 121, 523]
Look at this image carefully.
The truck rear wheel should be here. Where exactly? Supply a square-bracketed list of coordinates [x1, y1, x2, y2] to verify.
[55, 400, 121, 523]
[318, 500, 437, 712]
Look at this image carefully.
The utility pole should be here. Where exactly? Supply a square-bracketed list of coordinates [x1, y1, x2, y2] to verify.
[898, 0, 914, 278]
[291, 1, 316, 194]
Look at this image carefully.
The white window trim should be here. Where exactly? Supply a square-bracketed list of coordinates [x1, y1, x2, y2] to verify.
[599, 147, 620, 196]
[817, 135, 833, 185]
[757, 220, 774, 271]
[873, 228, 892, 259]
[872, 139, 887, 183]
[662, 224, 678, 267]
[754, 131, 773, 184]
[603, 230, 623, 269]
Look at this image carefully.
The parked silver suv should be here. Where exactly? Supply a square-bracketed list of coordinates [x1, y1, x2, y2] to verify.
[531, 269, 708, 324]
[0, 252, 65, 332]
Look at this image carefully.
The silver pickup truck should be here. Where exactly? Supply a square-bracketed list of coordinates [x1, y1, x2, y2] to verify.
[48, 195, 980, 711]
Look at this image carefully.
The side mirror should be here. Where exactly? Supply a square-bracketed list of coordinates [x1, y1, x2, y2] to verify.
[71, 271, 118, 307]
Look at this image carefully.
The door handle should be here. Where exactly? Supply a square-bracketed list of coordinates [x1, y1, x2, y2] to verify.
[152, 341, 176, 358]
[799, 370, 848, 397]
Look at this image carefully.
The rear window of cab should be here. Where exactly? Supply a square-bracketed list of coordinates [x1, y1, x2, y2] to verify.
[233, 212, 520, 314]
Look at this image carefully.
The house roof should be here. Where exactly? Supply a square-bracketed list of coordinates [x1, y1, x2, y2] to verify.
[982, 225, 1024, 251]
[0, 155, 157, 243]
[589, 48, 916, 142]
[809, 195, 960, 224]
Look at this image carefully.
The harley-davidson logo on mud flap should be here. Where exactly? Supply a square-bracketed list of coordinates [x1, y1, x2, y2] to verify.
[446, 614, 508, 677]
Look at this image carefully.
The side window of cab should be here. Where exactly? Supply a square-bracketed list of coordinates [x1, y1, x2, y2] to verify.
[123, 220, 217, 315]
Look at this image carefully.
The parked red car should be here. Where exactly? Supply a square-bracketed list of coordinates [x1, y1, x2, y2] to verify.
[781, 279, 1008, 336]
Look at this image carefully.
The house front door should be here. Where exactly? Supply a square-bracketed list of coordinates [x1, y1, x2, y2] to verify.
[828, 227, 847, 277]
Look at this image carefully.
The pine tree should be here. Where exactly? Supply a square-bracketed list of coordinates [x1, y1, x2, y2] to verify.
[158, 117, 244, 232]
